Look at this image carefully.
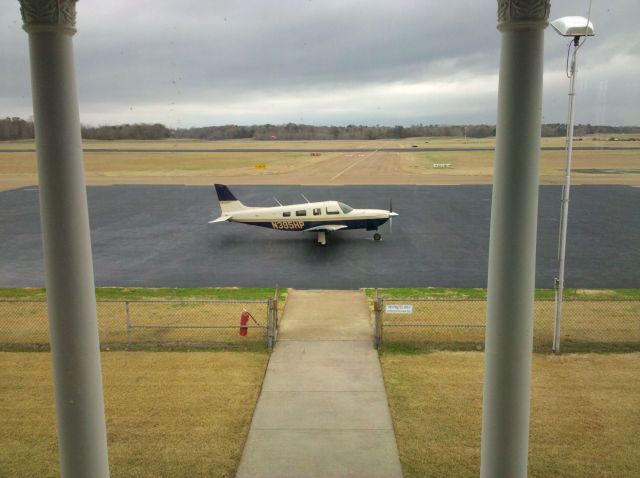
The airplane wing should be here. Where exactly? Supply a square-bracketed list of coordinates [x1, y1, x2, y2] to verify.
[304, 224, 348, 232]
[209, 216, 231, 223]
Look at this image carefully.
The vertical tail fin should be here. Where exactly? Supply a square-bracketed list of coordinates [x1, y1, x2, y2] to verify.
[215, 184, 248, 214]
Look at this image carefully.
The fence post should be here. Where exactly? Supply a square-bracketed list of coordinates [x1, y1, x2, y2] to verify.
[273, 298, 279, 336]
[374, 297, 383, 349]
[125, 301, 131, 349]
[267, 299, 274, 349]
[552, 279, 562, 353]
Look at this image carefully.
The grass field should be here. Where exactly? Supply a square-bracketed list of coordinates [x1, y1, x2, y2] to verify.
[1, 286, 638, 476]
[3, 345, 637, 477]
[381, 351, 640, 478]
[366, 287, 640, 300]
[1, 137, 638, 190]
[0, 287, 284, 301]
[406, 149, 640, 185]
[0, 351, 269, 478]
[3, 135, 640, 150]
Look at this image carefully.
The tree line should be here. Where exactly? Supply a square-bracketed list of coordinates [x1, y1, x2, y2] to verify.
[0, 117, 170, 141]
[175, 123, 497, 140]
[1, 116, 638, 141]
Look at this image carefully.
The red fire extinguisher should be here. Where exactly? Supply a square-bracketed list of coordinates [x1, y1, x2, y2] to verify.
[239, 310, 250, 336]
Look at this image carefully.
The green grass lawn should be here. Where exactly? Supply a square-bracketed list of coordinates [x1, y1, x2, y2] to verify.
[365, 287, 640, 300]
[381, 351, 640, 478]
[0, 287, 285, 301]
[0, 351, 269, 477]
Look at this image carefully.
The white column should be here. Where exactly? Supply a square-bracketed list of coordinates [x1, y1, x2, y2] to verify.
[480, 1, 549, 477]
[19, 1, 110, 476]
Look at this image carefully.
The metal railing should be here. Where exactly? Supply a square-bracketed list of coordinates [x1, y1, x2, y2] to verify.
[0, 298, 279, 350]
[374, 297, 640, 352]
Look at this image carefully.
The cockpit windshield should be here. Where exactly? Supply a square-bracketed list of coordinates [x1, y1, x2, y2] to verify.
[338, 202, 353, 214]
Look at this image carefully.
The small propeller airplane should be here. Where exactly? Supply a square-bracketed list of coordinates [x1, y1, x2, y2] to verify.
[210, 184, 397, 245]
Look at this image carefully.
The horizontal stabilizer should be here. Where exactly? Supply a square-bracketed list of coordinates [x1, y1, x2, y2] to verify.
[209, 216, 231, 224]
[304, 224, 348, 232]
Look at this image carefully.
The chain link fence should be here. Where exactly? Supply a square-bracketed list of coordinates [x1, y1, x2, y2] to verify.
[3, 296, 638, 352]
[374, 297, 640, 352]
[0, 298, 278, 350]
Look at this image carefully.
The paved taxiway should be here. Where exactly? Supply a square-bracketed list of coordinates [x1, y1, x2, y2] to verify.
[0, 185, 638, 289]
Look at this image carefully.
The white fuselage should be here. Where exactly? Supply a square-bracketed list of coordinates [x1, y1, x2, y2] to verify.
[220, 200, 392, 232]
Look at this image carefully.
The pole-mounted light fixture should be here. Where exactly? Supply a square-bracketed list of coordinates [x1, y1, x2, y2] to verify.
[550, 16, 595, 38]
[550, 15, 595, 354]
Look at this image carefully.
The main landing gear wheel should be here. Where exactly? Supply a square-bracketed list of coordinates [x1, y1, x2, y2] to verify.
[373, 233, 382, 241]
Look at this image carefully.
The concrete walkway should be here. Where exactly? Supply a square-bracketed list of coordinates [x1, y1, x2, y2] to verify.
[236, 290, 403, 478]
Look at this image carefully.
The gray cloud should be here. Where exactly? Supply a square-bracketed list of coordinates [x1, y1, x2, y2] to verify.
[1, 0, 638, 127]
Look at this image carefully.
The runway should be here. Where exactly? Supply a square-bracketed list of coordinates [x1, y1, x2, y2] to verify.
[0, 185, 638, 289]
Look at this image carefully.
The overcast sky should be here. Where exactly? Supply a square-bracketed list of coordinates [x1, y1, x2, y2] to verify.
[2, 1, 639, 128]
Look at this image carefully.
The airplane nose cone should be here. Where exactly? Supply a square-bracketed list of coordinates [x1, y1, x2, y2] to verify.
[389, 212, 399, 217]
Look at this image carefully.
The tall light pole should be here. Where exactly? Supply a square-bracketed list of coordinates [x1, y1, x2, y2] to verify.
[550, 16, 595, 354]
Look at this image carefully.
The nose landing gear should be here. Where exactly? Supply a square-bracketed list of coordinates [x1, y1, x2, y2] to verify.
[373, 233, 382, 241]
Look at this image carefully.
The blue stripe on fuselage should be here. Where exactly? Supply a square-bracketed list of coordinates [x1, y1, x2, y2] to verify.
[236, 218, 388, 231]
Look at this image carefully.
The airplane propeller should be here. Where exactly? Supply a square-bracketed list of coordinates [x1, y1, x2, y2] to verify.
[389, 198, 393, 234]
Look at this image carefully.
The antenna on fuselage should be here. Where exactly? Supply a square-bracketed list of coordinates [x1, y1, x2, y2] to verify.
[301, 194, 311, 204]
[273, 197, 283, 206]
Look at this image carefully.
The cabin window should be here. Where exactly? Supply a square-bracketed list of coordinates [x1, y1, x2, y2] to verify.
[338, 202, 353, 214]
[283, 211, 291, 217]
[295, 210, 307, 217]
[326, 206, 340, 215]
[313, 208, 321, 216]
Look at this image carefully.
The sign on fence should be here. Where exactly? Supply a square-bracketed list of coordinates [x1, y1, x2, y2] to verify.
[385, 304, 413, 314]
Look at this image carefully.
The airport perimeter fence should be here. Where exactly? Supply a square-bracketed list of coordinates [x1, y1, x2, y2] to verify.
[373, 297, 640, 352]
[0, 298, 279, 351]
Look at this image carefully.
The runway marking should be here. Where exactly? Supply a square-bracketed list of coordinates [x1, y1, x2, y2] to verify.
[329, 144, 387, 182]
